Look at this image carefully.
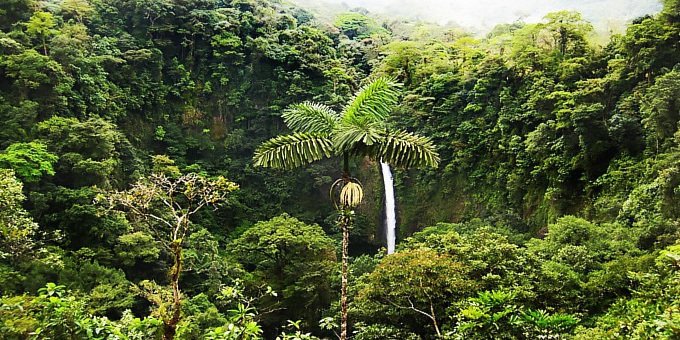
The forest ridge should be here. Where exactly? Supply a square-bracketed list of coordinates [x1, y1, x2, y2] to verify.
[0, 0, 679, 339]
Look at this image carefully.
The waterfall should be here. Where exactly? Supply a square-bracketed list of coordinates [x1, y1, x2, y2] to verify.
[381, 161, 396, 254]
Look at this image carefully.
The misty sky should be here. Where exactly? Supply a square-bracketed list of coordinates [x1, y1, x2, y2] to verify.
[297, 0, 663, 31]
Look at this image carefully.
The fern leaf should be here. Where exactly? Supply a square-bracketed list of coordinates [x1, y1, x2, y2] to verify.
[341, 77, 401, 125]
[374, 130, 440, 168]
[282, 102, 339, 135]
[253, 133, 334, 170]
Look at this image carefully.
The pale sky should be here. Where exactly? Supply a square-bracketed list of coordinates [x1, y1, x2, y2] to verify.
[294, 0, 662, 32]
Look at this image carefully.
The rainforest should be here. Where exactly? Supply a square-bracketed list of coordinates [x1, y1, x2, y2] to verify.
[0, 0, 679, 339]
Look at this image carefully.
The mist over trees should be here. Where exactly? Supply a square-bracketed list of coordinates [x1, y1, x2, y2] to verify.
[292, 0, 662, 33]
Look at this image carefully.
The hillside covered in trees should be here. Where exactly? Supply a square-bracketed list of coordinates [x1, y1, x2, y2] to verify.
[0, 0, 679, 339]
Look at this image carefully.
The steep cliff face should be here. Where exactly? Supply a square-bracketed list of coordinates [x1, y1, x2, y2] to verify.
[373, 5, 680, 239]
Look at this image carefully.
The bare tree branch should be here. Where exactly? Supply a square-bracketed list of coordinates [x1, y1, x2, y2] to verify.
[100, 172, 238, 340]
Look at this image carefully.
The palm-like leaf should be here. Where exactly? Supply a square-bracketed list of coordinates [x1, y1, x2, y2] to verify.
[253, 133, 333, 170]
[282, 101, 339, 135]
[341, 77, 401, 125]
[333, 121, 383, 154]
[254, 77, 439, 171]
[373, 130, 440, 169]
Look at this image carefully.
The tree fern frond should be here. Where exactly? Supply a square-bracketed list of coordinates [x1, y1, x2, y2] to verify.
[333, 122, 383, 154]
[374, 130, 440, 168]
[253, 133, 333, 170]
[341, 77, 401, 125]
[282, 101, 339, 135]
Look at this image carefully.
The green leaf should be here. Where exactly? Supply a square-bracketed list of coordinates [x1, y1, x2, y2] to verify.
[0, 141, 58, 183]
[341, 77, 401, 125]
[333, 121, 383, 153]
[253, 133, 333, 170]
[373, 130, 440, 168]
[282, 101, 339, 135]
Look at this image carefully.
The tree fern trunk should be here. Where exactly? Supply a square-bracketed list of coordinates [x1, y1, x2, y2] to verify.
[340, 210, 350, 340]
[340, 153, 350, 340]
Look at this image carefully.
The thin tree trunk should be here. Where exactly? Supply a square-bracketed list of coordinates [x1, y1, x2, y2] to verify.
[429, 299, 441, 337]
[164, 242, 183, 340]
[340, 153, 350, 340]
[343, 153, 350, 177]
[340, 216, 349, 340]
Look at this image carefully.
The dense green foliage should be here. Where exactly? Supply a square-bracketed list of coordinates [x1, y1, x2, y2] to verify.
[1, 0, 679, 338]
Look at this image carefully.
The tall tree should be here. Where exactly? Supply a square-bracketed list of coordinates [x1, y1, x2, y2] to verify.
[541, 11, 592, 57]
[253, 76, 439, 339]
[60, 0, 94, 23]
[0, 169, 40, 264]
[102, 165, 238, 340]
[24, 11, 57, 55]
[233, 214, 337, 329]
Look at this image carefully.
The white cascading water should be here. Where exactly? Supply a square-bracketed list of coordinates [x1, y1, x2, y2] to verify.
[381, 161, 396, 254]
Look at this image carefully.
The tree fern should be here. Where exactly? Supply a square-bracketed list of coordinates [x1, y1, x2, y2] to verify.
[253, 77, 439, 340]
